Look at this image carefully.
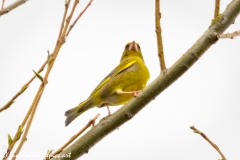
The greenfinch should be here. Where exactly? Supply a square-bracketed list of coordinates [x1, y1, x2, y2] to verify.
[65, 41, 150, 126]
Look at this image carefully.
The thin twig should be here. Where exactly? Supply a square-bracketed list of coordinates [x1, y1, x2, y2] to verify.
[45, 114, 100, 160]
[0, 0, 27, 16]
[0, 60, 48, 112]
[4, 0, 92, 158]
[12, 86, 44, 160]
[2, 0, 93, 158]
[218, 30, 240, 39]
[56, 0, 71, 45]
[66, 0, 93, 37]
[155, 0, 166, 72]
[1, 0, 5, 9]
[61, 0, 79, 39]
[190, 126, 226, 160]
[3, 90, 40, 159]
[214, 0, 220, 18]
[2, 1, 71, 159]
[2, 59, 48, 159]
[2, 64, 48, 160]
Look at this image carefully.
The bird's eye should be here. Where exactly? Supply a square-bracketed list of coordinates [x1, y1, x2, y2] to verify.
[125, 43, 130, 50]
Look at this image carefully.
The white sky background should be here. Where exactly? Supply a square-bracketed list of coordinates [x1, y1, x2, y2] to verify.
[0, 0, 240, 160]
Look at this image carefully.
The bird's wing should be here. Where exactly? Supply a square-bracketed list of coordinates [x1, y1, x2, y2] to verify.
[90, 59, 136, 96]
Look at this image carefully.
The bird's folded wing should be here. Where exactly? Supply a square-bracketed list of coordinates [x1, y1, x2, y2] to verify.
[90, 60, 136, 96]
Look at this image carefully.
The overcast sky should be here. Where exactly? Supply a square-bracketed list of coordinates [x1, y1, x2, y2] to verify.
[0, 0, 240, 160]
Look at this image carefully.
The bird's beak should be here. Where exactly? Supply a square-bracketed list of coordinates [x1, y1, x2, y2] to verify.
[129, 41, 138, 51]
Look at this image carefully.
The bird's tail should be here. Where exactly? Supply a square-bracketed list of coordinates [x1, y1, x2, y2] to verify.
[65, 98, 94, 126]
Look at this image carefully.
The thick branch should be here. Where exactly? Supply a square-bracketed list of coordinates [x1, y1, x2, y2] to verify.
[52, 0, 240, 159]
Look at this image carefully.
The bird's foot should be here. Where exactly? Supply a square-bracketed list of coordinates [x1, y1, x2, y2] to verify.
[133, 91, 140, 97]
[116, 90, 140, 97]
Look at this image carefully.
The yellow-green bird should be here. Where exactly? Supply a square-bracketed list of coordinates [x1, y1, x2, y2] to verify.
[65, 41, 150, 126]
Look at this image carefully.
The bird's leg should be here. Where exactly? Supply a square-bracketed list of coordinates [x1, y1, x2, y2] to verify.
[106, 104, 111, 115]
[116, 90, 140, 97]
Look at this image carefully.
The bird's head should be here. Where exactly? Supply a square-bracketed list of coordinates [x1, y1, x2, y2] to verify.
[120, 41, 145, 62]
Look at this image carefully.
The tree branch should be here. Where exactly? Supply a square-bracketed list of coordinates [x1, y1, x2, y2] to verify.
[66, 0, 93, 37]
[52, 0, 240, 159]
[45, 114, 100, 160]
[190, 126, 226, 160]
[2, 0, 94, 159]
[12, 85, 44, 160]
[218, 30, 240, 38]
[214, 0, 220, 18]
[0, 59, 48, 112]
[155, 0, 166, 71]
[0, 0, 27, 16]
[1, 0, 5, 9]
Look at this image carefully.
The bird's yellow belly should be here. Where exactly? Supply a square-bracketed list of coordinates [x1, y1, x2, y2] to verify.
[107, 93, 134, 106]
